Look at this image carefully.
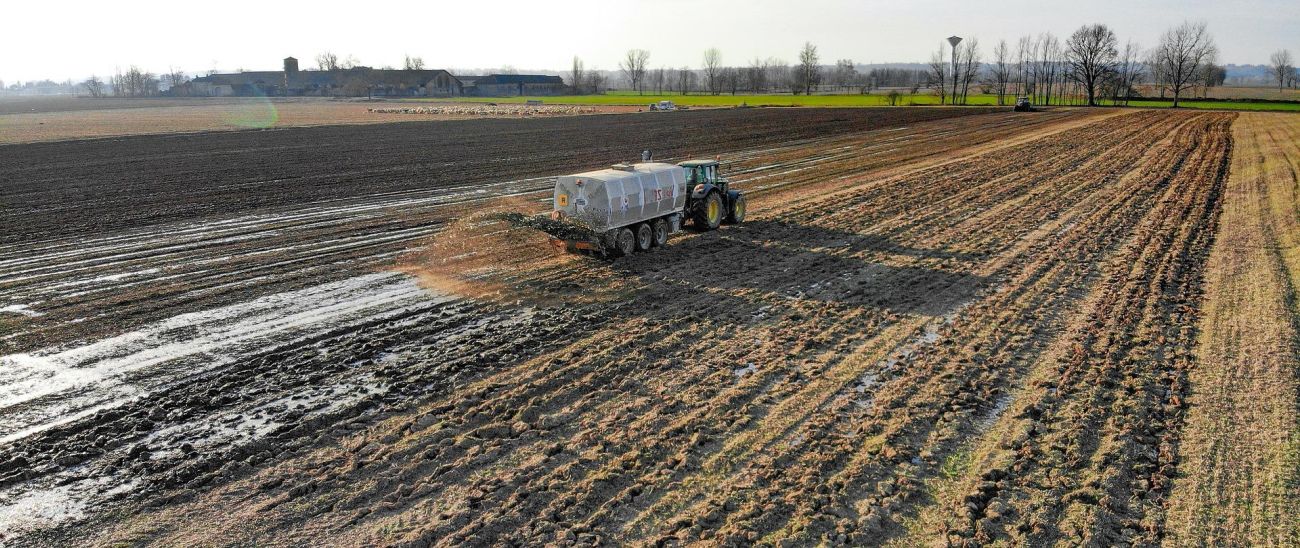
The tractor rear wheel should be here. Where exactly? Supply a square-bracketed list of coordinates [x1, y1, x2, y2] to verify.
[725, 194, 747, 224]
[692, 192, 724, 231]
[612, 227, 636, 257]
[651, 218, 669, 246]
[635, 223, 653, 252]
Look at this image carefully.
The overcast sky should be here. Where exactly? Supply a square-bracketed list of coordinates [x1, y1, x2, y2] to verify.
[3, 0, 1296, 82]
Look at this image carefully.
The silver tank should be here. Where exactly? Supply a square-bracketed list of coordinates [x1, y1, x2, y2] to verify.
[553, 162, 687, 232]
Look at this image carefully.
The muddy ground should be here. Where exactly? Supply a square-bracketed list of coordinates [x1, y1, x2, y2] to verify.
[2, 106, 1283, 546]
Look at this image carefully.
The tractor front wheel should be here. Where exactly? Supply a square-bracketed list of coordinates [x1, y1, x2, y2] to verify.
[725, 194, 747, 224]
[692, 192, 724, 231]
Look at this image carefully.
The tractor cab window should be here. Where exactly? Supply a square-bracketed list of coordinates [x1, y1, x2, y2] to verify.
[685, 165, 718, 185]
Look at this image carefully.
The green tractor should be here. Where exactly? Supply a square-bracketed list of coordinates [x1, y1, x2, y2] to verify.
[679, 159, 747, 231]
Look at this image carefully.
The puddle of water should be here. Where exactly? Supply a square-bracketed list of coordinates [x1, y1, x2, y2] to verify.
[0, 272, 443, 444]
[0, 304, 42, 317]
[854, 372, 879, 394]
[0, 476, 140, 538]
[920, 324, 941, 345]
[978, 393, 1014, 431]
[48, 268, 163, 290]
[144, 377, 385, 459]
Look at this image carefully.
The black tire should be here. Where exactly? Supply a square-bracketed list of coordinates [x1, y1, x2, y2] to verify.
[635, 223, 653, 252]
[612, 227, 636, 257]
[651, 218, 669, 247]
[691, 192, 724, 231]
[725, 193, 747, 224]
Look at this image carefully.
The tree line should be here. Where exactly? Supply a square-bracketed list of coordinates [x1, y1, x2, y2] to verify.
[574, 42, 827, 96]
[77, 66, 190, 98]
[579, 20, 1294, 108]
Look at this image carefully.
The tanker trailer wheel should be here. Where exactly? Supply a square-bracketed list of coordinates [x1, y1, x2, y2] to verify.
[613, 227, 636, 257]
[692, 192, 724, 231]
[635, 223, 654, 252]
[651, 218, 669, 247]
[725, 194, 747, 224]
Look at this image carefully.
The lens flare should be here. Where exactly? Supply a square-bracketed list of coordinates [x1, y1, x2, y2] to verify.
[223, 88, 278, 129]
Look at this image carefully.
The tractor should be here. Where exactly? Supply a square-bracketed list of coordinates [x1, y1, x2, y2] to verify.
[679, 158, 747, 230]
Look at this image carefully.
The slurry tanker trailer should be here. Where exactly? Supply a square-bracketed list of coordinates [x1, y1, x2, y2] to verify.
[546, 157, 747, 256]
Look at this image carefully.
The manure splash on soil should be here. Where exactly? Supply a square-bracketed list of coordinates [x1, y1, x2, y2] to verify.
[395, 197, 628, 306]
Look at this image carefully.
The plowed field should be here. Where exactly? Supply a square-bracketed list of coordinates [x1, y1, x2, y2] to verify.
[2, 107, 1296, 547]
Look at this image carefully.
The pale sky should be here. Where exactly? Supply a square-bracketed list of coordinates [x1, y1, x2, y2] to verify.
[3, 0, 1297, 83]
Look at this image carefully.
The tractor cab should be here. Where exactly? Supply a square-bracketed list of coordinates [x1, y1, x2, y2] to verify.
[679, 159, 728, 191]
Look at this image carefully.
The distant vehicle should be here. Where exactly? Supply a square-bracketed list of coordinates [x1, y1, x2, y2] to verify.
[649, 100, 677, 111]
[1014, 96, 1034, 112]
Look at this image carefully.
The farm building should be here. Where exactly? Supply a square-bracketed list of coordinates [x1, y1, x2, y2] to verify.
[184, 57, 462, 97]
[456, 74, 567, 96]
[181, 57, 563, 98]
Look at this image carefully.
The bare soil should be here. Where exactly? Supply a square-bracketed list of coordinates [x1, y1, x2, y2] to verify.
[2, 106, 1291, 547]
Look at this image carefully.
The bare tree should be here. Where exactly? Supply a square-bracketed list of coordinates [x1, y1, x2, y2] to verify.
[1034, 34, 1062, 105]
[1271, 50, 1295, 91]
[702, 48, 723, 95]
[927, 45, 948, 104]
[112, 66, 160, 97]
[619, 49, 651, 94]
[163, 67, 188, 91]
[1064, 24, 1118, 106]
[989, 39, 1011, 105]
[1114, 41, 1144, 105]
[1145, 49, 1167, 98]
[721, 67, 741, 95]
[316, 52, 340, 71]
[766, 59, 789, 93]
[652, 67, 666, 94]
[569, 56, 585, 94]
[957, 38, 981, 104]
[1154, 21, 1217, 107]
[1200, 52, 1226, 93]
[677, 66, 696, 95]
[1015, 35, 1034, 98]
[746, 58, 768, 93]
[583, 68, 606, 94]
[831, 59, 857, 90]
[82, 75, 105, 98]
[797, 42, 820, 95]
[403, 55, 425, 71]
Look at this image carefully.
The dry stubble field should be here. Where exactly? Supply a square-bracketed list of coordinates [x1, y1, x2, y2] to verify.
[1, 106, 1297, 546]
[0, 96, 638, 144]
